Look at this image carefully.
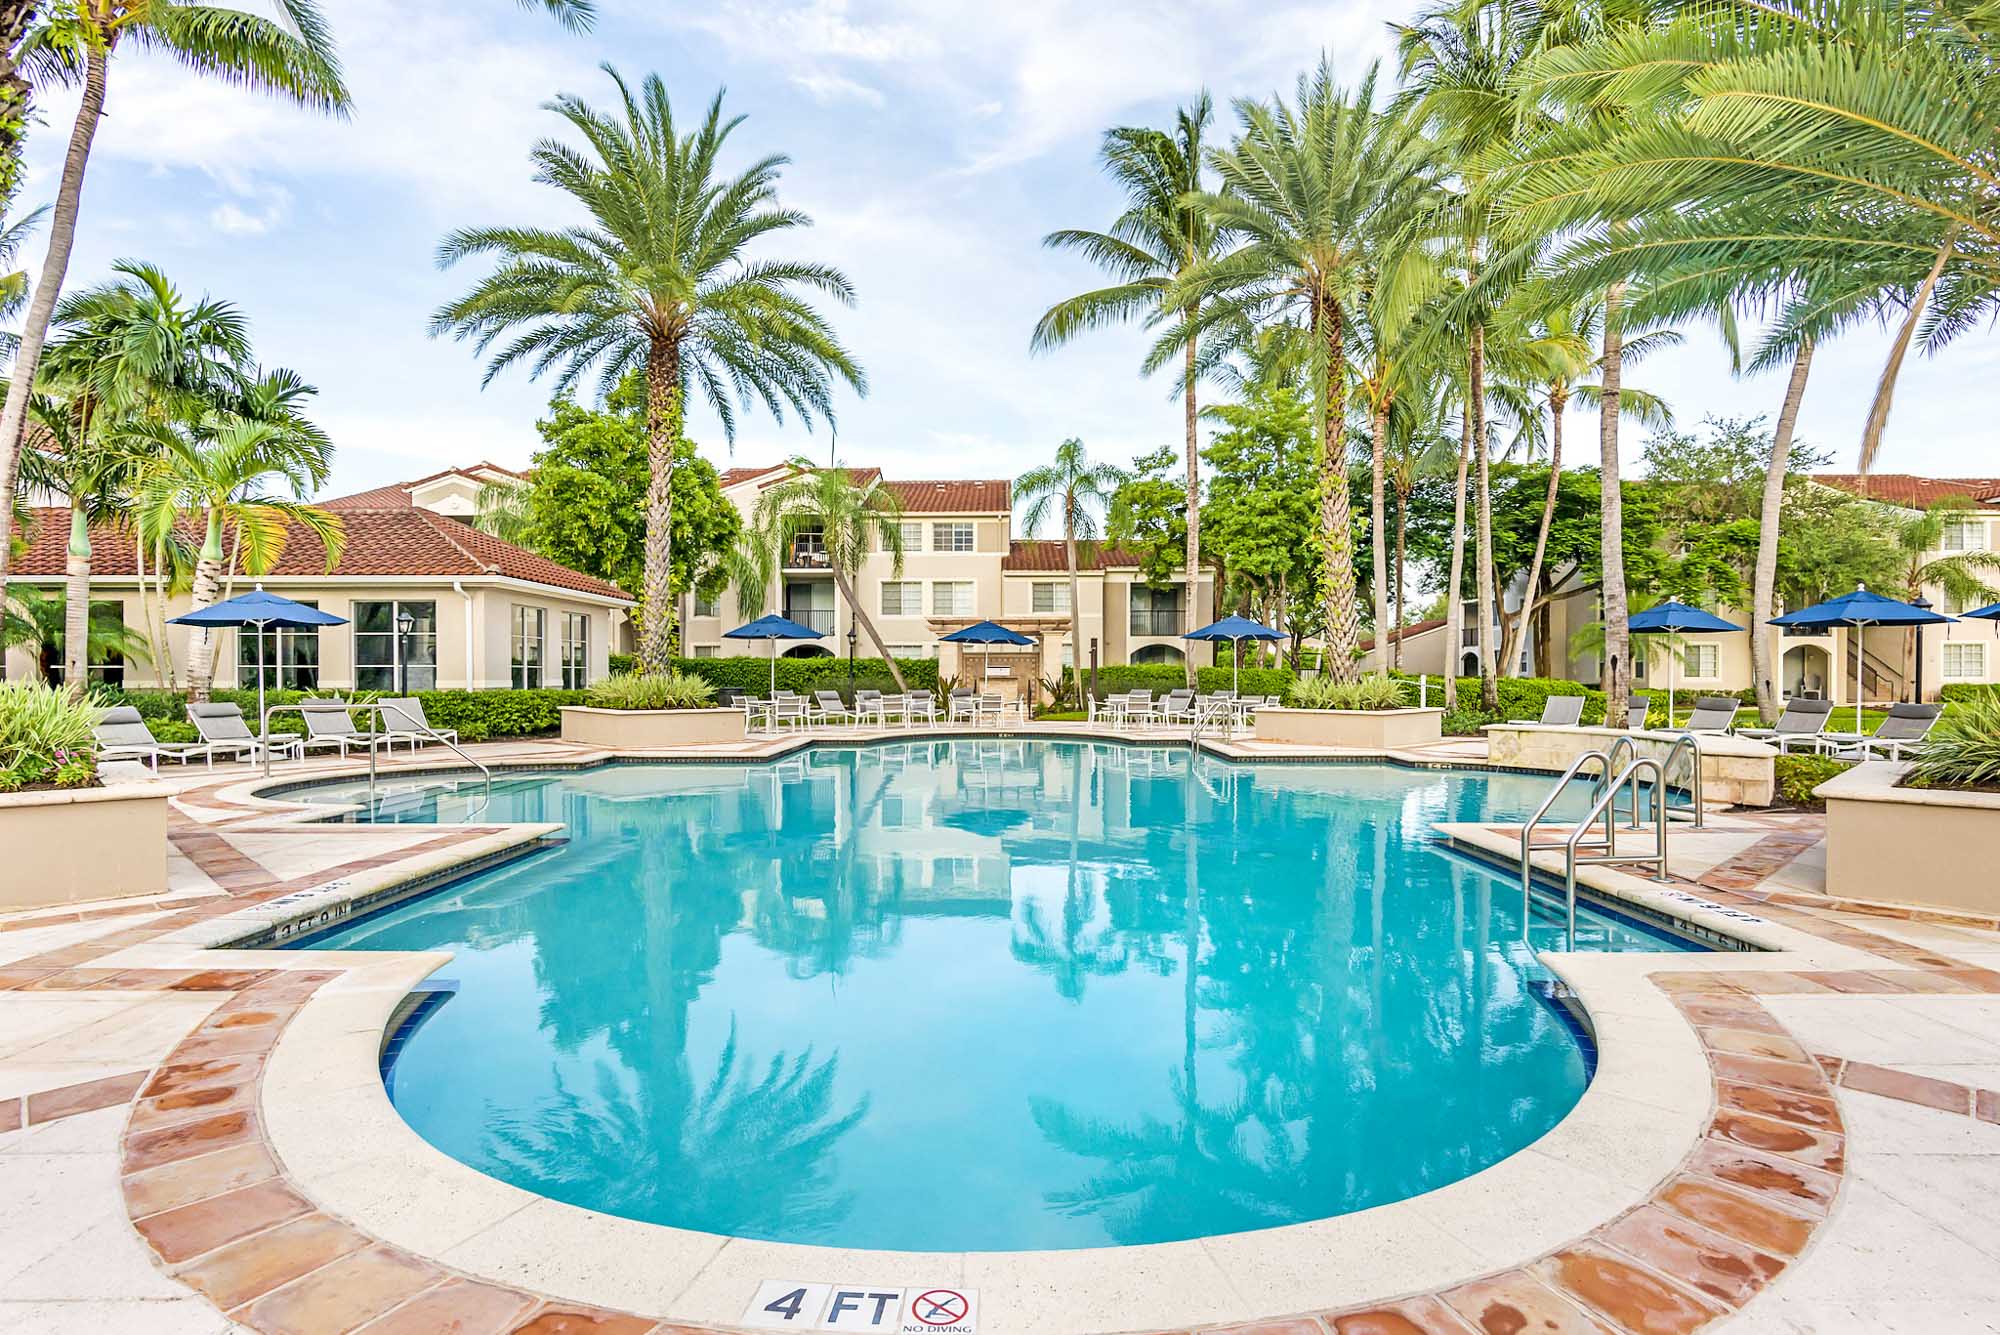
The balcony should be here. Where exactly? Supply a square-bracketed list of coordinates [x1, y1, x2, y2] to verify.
[784, 607, 836, 635]
[785, 535, 831, 570]
[1129, 608, 1184, 636]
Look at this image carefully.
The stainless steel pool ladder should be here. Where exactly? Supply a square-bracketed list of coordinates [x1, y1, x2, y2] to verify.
[1522, 751, 1675, 950]
[1603, 733, 1704, 829]
[262, 701, 494, 818]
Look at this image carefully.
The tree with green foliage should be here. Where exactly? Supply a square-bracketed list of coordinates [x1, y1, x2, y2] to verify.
[1, 582, 151, 681]
[1199, 372, 1321, 665]
[1106, 446, 1191, 592]
[1016, 438, 1123, 693]
[433, 67, 864, 673]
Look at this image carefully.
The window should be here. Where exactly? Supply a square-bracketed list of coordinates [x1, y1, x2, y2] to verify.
[1031, 581, 1070, 614]
[693, 593, 719, 619]
[693, 644, 718, 659]
[932, 522, 974, 553]
[788, 526, 829, 568]
[237, 600, 320, 691]
[511, 606, 545, 688]
[1944, 643, 1986, 679]
[895, 521, 923, 553]
[1130, 584, 1184, 636]
[560, 612, 588, 689]
[1686, 643, 1719, 678]
[886, 643, 933, 659]
[880, 581, 922, 616]
[354, 600, 438, 693]
[931, 581, 975, 617]
[1132, 643, 1185, 666]
[1941, 520, 1988, 552]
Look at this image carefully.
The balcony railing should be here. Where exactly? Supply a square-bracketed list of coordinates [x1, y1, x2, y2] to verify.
[1129, 609, 1184, 636]
[784, 607, 836, 634]
[785, 545, 832, 570]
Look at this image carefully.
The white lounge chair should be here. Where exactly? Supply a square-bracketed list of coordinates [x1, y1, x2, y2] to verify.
[1826, 703, 1942, 761]
[300, 703, 398, 759]
[93, 707, 208, 771]
[376, 697, 459, 752]
[1537, 695, 1585, 727]
[187, 702, 298, 765]
[1678, 696, 1742, 734]
[1624, 695, 1651, 730]
[1735, 697, 1835, 753]
[811, 690, 855, 727]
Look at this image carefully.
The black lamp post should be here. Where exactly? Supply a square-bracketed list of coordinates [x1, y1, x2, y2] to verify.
[1912, 595, 1932, 702]
[846, 622, 858, 691]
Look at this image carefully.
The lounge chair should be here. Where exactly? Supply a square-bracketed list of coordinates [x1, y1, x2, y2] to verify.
[771, 693, 808, 730]
[1734, 697, 1835, 753]
[903, 693, 938, 727]
[1537, 695, 1585, 727]
[1826, 703, 1942, 761]
[299, 703, 398, 759]
[948, 688, 979, 723]
[187, 702, 298, 764]
[1678, 696, 1742, 734]
[92, 706, 208, 771]
[376, 697, 459, 752]
[810, 690, 855, 727]
[1624, 695, 1652, 730]
[1157, 689, 1196, 723]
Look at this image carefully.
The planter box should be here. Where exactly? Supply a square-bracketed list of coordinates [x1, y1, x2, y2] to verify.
[1252, 706, 1444, 750]
[1484, 722, 1776, 808]
[1821, 763, 2000, 915]
[560, 706, 746, 749]
[1, 783, 171, 911]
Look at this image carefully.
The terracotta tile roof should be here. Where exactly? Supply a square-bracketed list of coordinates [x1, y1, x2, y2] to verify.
[10, 507, 631, 602]
[885, 479, 1009, 513]
[1359, 616, 1446, 652]
[1001, 539, 1145, 572]
[1814, 474, 2000, 509]
[320, 462, 527, 511]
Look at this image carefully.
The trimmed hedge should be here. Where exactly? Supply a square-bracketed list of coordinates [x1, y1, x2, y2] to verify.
[104, 686, 590, 745]
[1196, 666, 1296, 698]
[1060, 665, 1187, 700]
[1392, 673, 1607, 732]
[671, 655, 941, 696]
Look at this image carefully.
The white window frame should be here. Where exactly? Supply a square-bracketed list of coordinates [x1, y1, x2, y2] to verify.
[886, 643, 932, 659]
[895, 521, 923, 553]
[1686, 643, 1719, 678]
[1031, 581, 1070, 614]
[559, 611, 588, 689]
[1941, 520, 1987, 553]
[879, 581, 922, 617]
[511, 605, 546, 689]
[932, 522, 975, 553]
[931, 581, 975, 617]
[692, 592, 719, 619]
[1943, 642, 1986, 679]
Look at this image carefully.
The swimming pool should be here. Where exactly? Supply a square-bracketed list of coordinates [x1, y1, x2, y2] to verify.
[296, 741, 1698, 1252]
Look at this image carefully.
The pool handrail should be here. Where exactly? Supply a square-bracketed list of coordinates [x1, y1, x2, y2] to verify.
[1520, 749, 1614, 920]
[1559, 756, 1672, 949]
[261, 700, 493, 818]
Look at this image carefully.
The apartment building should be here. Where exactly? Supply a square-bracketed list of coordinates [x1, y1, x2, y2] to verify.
[682, 464, 1216, 689]
[1371, 473, 2000, 702]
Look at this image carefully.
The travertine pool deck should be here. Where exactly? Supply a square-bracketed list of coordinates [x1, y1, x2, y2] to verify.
[3, 729, 1998, 1333]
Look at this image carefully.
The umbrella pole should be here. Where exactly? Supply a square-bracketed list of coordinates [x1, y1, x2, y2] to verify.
[770, 639, 777, 694]
[1232, 636, 1240, 694]
[1668, 643, 1675, 724]
[1853, 621, 1863, 736]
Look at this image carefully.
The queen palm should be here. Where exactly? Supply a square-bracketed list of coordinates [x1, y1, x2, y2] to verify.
[731, 461, 909, 693]
[1175, 61, 1436, 682]
[1016, 438, 1124, 700]
[1034, 96, 1217, 684]
[0, 0, 348, 625]
[433, 67, 864, 674]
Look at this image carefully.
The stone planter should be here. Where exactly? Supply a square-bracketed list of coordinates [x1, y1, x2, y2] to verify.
[1252, 706, 1444, 750]
[559, 706, 746, 749]
[1483, 722, 1776, 808]
[1820, 763, 2000, 916]
[1, 783, 171, 911]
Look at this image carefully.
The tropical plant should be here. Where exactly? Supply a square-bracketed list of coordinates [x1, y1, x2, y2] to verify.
[1, 581, 152, 677]
[432, 66, 865, 673]
[1287, 672, 1407, 711]
[1906, 693, 2000, 792]
[731, 461, 909, 692]
[1883, 505, 2000, 687]
[1016, 438, 1123, 697]
[0, 0, 349, 628]
[1035, 95, 1219, 683]
[1380, 383, 1458, 669]
[1175, 60, 1437, 683]
[0, 677, 100, 788]
[587, 670, 717, 711]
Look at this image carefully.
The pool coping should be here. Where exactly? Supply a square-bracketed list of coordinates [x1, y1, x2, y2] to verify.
[142, 739, 1856, 1331]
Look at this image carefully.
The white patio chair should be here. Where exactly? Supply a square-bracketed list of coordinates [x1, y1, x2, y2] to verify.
[376, 697, 459, 753]
[904, 693, 938, 728]
[187, 702, 298, 765]
[93, 707, 208, 771]
[300, 703, 398, 759]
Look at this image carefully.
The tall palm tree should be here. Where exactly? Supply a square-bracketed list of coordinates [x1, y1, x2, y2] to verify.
[0, 0, 348, 627]
[1177, 61, 1436, 683]
[433, 66, 865, 674]
[1380, 384, 1458, 671]
[1034, 95, 1217, 685]
[1016, 438, 1124, 700]
[132, 379, 341, 700]
[732, 461, 909, 693]
[17, 392, 130, 683]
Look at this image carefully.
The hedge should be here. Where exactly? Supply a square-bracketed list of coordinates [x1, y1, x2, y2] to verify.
[103, 686, 590, 744]
[1940, 683, 2000, 703]
[1196, 666, 1296, 698]
[670, 655, 941, 696]
[1774, 753, 1854, 808]
[1059, 665, 1187, 700]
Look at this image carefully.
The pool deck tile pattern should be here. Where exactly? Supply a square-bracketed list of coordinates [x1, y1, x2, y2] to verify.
[3, 733, 2000, 1331]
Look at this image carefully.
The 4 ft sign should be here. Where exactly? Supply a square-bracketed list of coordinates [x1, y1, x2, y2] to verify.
[742, 1281, 980, 1333]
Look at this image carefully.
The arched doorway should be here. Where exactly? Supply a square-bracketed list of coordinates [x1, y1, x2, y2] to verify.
[782, 644, 833, 659]
[1781, 644, 1830, 698]
[1132, 643, 1184, 666]
[1459, 650, 1480, 677]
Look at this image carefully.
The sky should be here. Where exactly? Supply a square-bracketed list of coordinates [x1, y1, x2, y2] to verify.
[16, 0, 2000, 523]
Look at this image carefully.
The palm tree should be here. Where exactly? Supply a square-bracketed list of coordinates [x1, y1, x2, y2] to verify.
[732, 461, 909, 693]
[1177, 60, 1436, 683]
[433, 67, 864, 674]
[1380, 385, 1458, 671]
[1, 582, 152, 681]
[1034, 96, 1217, 685]
[1016, 439, 1124, 702]
[1886, 505, 2000, 689]
[132, 383, 342, 701]
[16, 393, 130, 684]
[0, 0, 348, 627]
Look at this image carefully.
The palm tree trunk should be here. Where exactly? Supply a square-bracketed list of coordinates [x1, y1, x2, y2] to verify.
[1501, 389, 1564, 679]
[830, 564, 907, 693]
[1443, 415, 1472, 710]
[151, 537, 177, 690]
[1182, 334, 1200, 688]
[1753, 340, 1815, 723]
[1392, 487, 1407, 672]
[640, 339, 680, 673]
[1859, 237, 1953, 478]
[1316, 296, 1359, 683]
[1369, 399, 1390, 674]
[1598, 281, 1631, 722]
[0, 41, 108, 623]
[1472, 321, 1498, 709]
[63, 503, 89, 684]
[1065, 522, 1083, 709]
[186, 564, 224, 703]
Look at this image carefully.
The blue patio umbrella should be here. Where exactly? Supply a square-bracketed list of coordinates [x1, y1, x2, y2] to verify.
[940, 619, 1036, 687]
[1185, 614, 1285, 693]
[169, 587, 348, 730]
[1627, 600, 1744, 720]
[1770, 585, 1955, 733]
[1966, 602, 2000, 622]
[723, 613, 827, 692]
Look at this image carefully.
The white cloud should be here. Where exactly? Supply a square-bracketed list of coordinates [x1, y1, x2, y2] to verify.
[793, 72, 886, 107]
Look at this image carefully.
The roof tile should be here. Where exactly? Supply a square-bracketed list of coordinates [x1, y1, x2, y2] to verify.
[1814, 474, 2000, 509]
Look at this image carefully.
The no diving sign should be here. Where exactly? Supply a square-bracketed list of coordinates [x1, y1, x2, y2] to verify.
[742, 1280, 979, 1334]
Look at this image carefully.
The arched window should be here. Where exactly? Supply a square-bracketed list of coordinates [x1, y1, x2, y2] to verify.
[1459, 650, 1480, 677]
[1132, 644, 1185, 666]
[782, 644, 834, 659]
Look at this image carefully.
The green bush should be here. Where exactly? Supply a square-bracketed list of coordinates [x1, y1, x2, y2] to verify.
[608, 652, 638, 675]
[586, 672, 718, 711]
[1059, 665, 1188, 700]
[1939, 682, 2000, 704]
[1775, 753, 1854, 807]
[672, 655, 941, 697]
[1392, 672, 1607, 726]
[0, 680, 104, 790]
[1906, 692, 2000, 791]
[1195, 665, 1296, 698]
[1288, 673, 1409, 710]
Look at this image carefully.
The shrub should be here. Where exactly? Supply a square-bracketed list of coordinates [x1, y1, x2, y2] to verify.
[1288, 673, 1409, 711]
[1060, 665, 1187, 700]
[609, 652, 638, 675]
[1391, 672, 1606, 725]
[587, 671, 718, 711]
[673, 655, 942, 697]
[0, 680, 104, 790]
[1906, 693, 2000, 791]
[1939, 682, 2000, 704]
[1195, 665, 1296, 698]
[1774, 753, 1854, 808]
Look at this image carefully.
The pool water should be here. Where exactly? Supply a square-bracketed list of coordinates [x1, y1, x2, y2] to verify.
[298, 742, 1696, 1252]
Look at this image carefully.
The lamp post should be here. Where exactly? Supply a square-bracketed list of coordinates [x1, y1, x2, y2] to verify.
[846, 622, 857, 691]
[396, 607, 416, 693]
[1912, 595, 1932, 702]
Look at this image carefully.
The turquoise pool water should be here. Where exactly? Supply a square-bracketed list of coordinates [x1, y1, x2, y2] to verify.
[298, 742, 1696, 1252]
